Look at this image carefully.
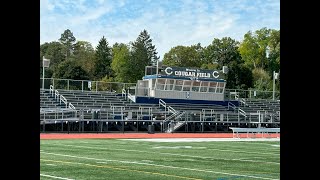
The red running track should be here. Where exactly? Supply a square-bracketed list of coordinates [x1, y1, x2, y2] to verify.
[40, 133, 280, 139]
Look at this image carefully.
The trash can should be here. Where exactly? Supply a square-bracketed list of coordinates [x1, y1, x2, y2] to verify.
[148, 125, 155, 134]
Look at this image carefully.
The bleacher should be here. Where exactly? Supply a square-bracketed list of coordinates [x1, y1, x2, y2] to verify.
[40, 89, 63, 108]
[40, 87, 280, 133]
[240, 99, 280, 113]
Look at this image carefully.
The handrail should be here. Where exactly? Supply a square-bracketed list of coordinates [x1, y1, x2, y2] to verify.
[238, 108, 247, 117]
[240, 98, 246, 106]
[54, 90, 59, 100]
[159, 99, 166, 108]
[167, 106, 177, 114]
[175, 111, 186, 120]
[166, 111, 178, 121]
[49, 85, 54, 96]
[228, 102, 237, 111]
[60, 95, 68, 108]
[68, 103, 75, 110]
[122, 89, 126, 100]
[127, 92, 135, 102]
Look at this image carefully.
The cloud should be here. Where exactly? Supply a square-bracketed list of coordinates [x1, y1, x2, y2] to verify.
[40, 0, 280, 60]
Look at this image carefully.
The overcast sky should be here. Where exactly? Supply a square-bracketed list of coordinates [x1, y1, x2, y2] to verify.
[40, 0, 280, 60]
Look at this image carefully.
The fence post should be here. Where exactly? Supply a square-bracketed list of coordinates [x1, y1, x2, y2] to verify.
[82, 80, 84, 92]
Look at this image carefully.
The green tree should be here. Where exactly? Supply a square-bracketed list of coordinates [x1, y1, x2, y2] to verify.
[226, 61, 253, 89]
[40, 41, 66, 78]
[162, 45, 202, 68]
[94, 36, 112, 80]
[129, 30, 159, 82]
[59, 29, 76, 60]
[252, 68, 272, 91]
[73, 41, 96, 79]
[53, 60, 89, 80]
[40, 42, 50, 77]
[203, 37, 242, 67]
[111, 43, 131, 83]
[266, 29, 280, 77]
[239, 27, 272, 69]
[202, 37, 252, 89]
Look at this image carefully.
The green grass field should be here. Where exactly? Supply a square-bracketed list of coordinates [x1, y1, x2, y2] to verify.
[40, 139, 280, 180]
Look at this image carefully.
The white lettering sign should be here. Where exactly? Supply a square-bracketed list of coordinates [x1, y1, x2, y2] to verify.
[163, 67, 220, 79]
[212, 71, 219, 78]
[165, 67, 173, 75]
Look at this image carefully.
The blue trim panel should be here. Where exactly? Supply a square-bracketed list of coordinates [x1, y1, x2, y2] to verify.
[135, 96, 239, 106]
[142, 75, 225, 82]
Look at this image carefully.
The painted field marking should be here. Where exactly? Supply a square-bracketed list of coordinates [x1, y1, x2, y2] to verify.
[41, 159, 202, 180]
[41, 152, 278, 180]
[44, 144, 279, 165]
[118, 139, 280, 151]
[42, 141, 279, 156]
[152, 146, 206, 149]
[45, 164, 57, 166]
[40, 173, 75, 180]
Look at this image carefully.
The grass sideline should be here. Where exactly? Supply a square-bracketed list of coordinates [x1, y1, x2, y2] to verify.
[40, 139, 280, 180]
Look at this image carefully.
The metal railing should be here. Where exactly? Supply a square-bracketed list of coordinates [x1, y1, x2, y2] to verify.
[228, 102, 237, 112]
[121, 89, 126, 100]
[40, 77, 136, 93]
[41, 78, 279, 100]
[59, 95, 68, 108]
[127, 92, 135, 102]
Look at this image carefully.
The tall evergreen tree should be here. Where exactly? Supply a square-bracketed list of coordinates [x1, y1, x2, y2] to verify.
[94, 36, 112, 80]
[129, 30, 159, 82]
[59, 29, 76, 60]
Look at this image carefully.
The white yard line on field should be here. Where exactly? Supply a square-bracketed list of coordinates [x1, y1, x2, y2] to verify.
[40, 174, 75, 180]
[41, 152, 278, 180]
[45, 143, 279, 164]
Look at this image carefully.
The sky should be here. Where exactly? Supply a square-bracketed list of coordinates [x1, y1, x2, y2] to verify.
[40, 0, 280, 61]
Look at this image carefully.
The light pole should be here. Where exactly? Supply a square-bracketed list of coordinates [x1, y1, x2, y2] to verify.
[272, 71, 279, 100]
[42, 56, 50, 90]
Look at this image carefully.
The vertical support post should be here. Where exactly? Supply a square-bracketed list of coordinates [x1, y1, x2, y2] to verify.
[43, 120, 46, 132]
[156, 59, 159, 75]
[42, 64, 45, 90]
[82, 80, 84, 92]
[273, 71, 275, 100]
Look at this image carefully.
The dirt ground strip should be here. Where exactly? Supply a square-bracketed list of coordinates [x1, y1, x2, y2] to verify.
[40, 133, 280, 139]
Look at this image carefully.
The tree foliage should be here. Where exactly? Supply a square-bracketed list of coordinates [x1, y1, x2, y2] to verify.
[59, 29, 76, 60]
[252, 68, 272, 91]
[40, 27, 279, 93]
[128, 30, 159, 83]
[94, 36, 112, 80]
[162, 45, 202, 68]
[203, 37, 242, 67]
[266, 29, 280, 77]
[40, 41, 65, 78]
[239, 27, 272, 69]
[73, 41, 96, 79]
[53, 60, 89, 80]
[111, 43, 131, 83]
[226, 61, 253, 89]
